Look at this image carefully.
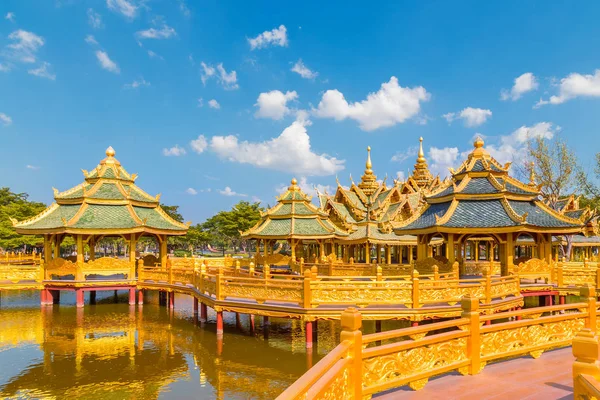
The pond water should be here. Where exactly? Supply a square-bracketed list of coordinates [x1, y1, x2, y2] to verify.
[0, 290, 407, 399]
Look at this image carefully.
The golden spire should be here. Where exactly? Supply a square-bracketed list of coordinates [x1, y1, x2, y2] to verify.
[358, 146, 379, 196]
[100, 146, 120, 165]
[528, 162, 536, 186]
[470, 136, 489, 158]
[289, 177, 299, 190]
[411, 137, 433, 188]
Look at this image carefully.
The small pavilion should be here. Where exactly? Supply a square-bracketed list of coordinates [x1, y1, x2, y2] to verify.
[393, 137, 586, 275]
[12, 147, 189, 280]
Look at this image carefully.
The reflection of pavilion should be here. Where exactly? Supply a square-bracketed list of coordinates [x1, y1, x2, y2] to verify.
[0, 307, 306, 400]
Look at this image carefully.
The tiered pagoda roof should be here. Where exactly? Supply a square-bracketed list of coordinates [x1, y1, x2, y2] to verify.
[241, 178, 348, 240]
[13, 147, 189, 235]
[394, 138, 586, 235]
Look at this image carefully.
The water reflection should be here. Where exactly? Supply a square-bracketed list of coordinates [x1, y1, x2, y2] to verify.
[0, 291, 414, 399]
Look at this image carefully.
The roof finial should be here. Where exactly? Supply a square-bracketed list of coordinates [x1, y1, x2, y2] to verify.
[289, 177, 299, 190]
[411, 137, 433, 188]
[106, 146, 116, 157]
[529, 161, 536, 186]
[358, 146, 378, 196]
[366, 146, 372, 171]
[417, 137, 425, 163]
[474, 136, 484, 149]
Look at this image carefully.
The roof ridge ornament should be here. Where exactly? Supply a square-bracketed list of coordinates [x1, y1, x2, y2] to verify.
[410, 137, 434, 188]
[358, 146, 379, 196]
[528, 161, 536, 186]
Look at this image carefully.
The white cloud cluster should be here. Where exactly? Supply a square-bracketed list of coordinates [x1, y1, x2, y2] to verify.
[536, 69, 600, 107]
[186, 188, 198, 195]
[147, 50, 163, 59]
[95, 50, 120, 73]
[248, 25, 288, 50]
[313, 77, 430, 131]
[5, 12, 15, 22]
[106, 0, 137, 19]
[219, 187, 247, 197]
[26, 165, 39, 170]
[6, 30, 45, 63]
[208, 99, 220, 109]
[209, 116, 344, 176]
[87, 8, 103, 29]
[291, 59, 318, 79]
[390, 146, 418, 163]
[443, 107, 492, 128]
[162, 145, 186, 156]
[254, 90, 298, 120]
[428, 147, 460, 178]
[28, 62, 56, 80]
[500, 72, 538, 101]
[136, 23, 176, 40]
[200, 62, 238, 90]
[85, 35, 98, 45]
[276, 177, 333, 198]
[0, 113, 12, 126]
[190, 135, 208, 153]
[124, 77, 150, 89]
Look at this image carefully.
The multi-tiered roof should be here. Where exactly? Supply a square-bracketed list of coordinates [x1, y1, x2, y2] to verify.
[394, 138, 586, 235]
[13, 147, 189, 235]
[241, 178, 348, 240]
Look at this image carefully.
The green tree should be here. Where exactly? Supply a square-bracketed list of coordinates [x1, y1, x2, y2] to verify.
[160, 204, 184, 223]
[201, 201, 262, 254]
[0, 187, 47, 251]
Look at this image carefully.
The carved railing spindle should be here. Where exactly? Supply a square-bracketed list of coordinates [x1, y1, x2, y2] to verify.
[412, 270, 420, 308]
[39, 259, 45, 282]
[376, 265, 382, 282]
[328, 260, 334, 276]
[249, 262, 255, 277]
[483, 267, 491, 304]
[215, 266, 223, 301]
[311, 266, 318, 280]
[433, 265, 439, 282]
[461, 294, 481, 375]
[167, 257, 173, 284]
[137, 259, 143, 281]
[340, 307, 363, 399]
[557, 263, 564, 287]
[581, 285, 597, 333]
[452, 261, 459, 278]
[235, 260, 240, 276]
[303, 269, 312, 308]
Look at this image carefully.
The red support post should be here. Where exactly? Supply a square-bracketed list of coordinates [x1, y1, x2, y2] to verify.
[412, 321, 419, 327]
[169, 292, 174, 309]
[129, 288, 136, 305]
[40, 289, 48, 305]
[138, 289, 143, 305]
[249, 314, 255, 333]
[193, 297, 198, 317]
[516, 306, 522, 321]
[216, 335, 223, 356]
[200, 303, 207, 323]
[306, 321, 313, 348]
[235, 313, 241, 330]
[76, 289, 84, 308]
[560, 295, 566, 305]
[545, 295, 554, 306]
[485, 319, 491, 326]
[216, 311, 224, 336]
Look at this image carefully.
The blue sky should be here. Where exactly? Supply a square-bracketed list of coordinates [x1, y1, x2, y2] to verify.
[1, 1, 600, 223]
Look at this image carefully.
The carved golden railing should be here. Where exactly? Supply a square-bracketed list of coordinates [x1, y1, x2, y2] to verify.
[573, 329, 600, 400]
[278, 285, 598, 399]
[462, 260, 501, 276]
[0, 252, 41, 265]
[0, 265, 43, 284]
[518, 258, 552, 282]
[45, 257, 133, 280]
[291, 259, 460, 278]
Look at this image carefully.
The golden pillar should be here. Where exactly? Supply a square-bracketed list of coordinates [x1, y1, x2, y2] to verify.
[159, 235, 168, 268]
[506, 233, 514, 272]
[446, 234, 455, 263]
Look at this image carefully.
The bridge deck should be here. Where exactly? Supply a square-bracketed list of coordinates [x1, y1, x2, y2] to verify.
[376, 347, 574, 400]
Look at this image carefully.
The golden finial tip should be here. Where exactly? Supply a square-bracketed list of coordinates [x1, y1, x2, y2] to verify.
[474, 137, 484, 149]
[291, 178, 297, 185]
[106, 146, 115, 157]
[367, 146, 371, 152]
[419, 137, 423, 142]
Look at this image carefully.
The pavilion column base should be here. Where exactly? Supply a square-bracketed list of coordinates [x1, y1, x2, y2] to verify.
[137, 289, 143, 305]
[306, 321, 313, 348]
[76, 289, 84, 308]
[128, 288, 135, 305]
[216, 311, 224, 336]
[193, 298, 198, 319]
[200, 303, 207, 323]
[168, 292, 174, 309]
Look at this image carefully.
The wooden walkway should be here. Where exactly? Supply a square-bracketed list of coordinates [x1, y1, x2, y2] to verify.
[376, 347, 574, 400]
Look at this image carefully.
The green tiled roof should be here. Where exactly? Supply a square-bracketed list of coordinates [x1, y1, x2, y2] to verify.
[71, 205, 137, 229]
[443, 200, 518, 228]
[396, 202, 452, 230]
[90, 183, 126, 200]
[346, 224, 400, 241]
[122, 184, 156, 203]
[18, 204, 80, 230]
[331, 202, 356, 223]
[294, 219, 331, 235]
[134, 207, 185, 230]
[343, 190, 366, 210]
[256, 219, 292, 236]
[461, 178, 500, 194]
[270, 203, 292, 215]
[294, 203, 318, 215]
[508, 200, 580, 228]
[565, 209, 586, 219]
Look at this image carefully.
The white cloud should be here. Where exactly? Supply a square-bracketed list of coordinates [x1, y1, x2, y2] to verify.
[190, 135, 208, 153]
[124, 77, 150, 89]
[87, 8, 103, 29]
[251, 196, 262, 203]
[248, 25, 288, 50]
[5, 12, 15, 22]
[0, 113, 13, 126]
[391, 146, 418, 163]
[500, 72, 538, 101]
[178, 0, 191, 17]
[276, 177, 333, 197]
[95, 50, 120, 73]
[85, 35, 98, 45]
[396, 171, 406, 182]
[429, 147, 460, 178]
[0, 64, 9, 72]
[313, 77, 430, 131]
[27, 62, 56, 80]
[200, 62, 238, 90]
[162, 145, 186, 156]
[210, 116, 344, 176]
[186, 188, 198, 195]
[254, 90, 298, 120]
[208, 99, 220, 109]
[136, 23, 176, 40]
[197, 98, 204, 108]
[26, 165, 39, 170]
[6, 30, 45, 63]
[443, 107, 492, 127]
[106, 0, 137, 19]
[147, 50, 163, 59]
[536, 69, 600, 107]
[219, 187, 247, 197]
[486, 122, 559, 164]
[291, 59, 318, 80]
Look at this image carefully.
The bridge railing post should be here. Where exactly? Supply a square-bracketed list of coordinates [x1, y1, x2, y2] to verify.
[581, 285, 597, 333]
[167, 257, 173, 285]
[596, 267, 600, 290]
[303, 269, 312, 308]
[573, 328, 600, 399]
[215, 266, 223, 301]
[376, 265, 382, 282]
[235, 260, 240, 276]
[412, 270, 420, 308]
[340, 307, 363, 399]
[137, 259, 143, 281]
[249, 262, 255, 277]
[39, 259, 45, 282]
[461, 294, 481, 375]
[433, 265, 439, 282]
[328, 260, 334, 276]
[483, 267, 491, 304]
[452, 261, 459, 278]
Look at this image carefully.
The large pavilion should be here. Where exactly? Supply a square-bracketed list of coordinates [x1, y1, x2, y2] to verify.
[12, 147, 189, 282]
[393, 137, 588, 275]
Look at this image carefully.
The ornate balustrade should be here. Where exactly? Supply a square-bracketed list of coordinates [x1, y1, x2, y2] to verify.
[291, 259, 459, 278]
[44, 257, 134, 280]
[278, 285, 598, 399]
[0, 265, 43, 284]
[462, 260, 501, 276]
[573, 329, 600, 400]
[0, 252, 41, 265]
